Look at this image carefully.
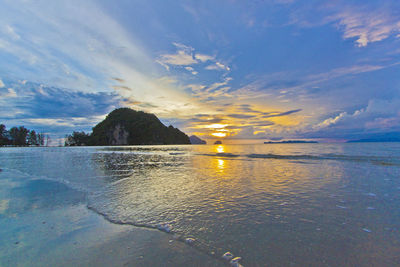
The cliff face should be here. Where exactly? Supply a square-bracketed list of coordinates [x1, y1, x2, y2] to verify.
[109, 124, 129, 145]
[190, 135, 206, 144]
[90, 108, 190, 145]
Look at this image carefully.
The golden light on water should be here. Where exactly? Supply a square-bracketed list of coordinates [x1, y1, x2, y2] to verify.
[217, 159, 225, 170]
[216, 145, 225, 153]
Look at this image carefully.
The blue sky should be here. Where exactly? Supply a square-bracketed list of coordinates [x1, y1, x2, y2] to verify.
[1, 0, 400, 142]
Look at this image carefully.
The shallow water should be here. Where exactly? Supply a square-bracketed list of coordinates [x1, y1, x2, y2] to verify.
[1, 143, 400, 266]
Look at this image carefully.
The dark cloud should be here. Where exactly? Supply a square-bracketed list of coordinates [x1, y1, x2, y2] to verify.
[194, 114, 210, 117]
[262, 109, 302, 118]
[249, 121, 275, 127]
[113, 85, 133, 91]
[0, 80, 121, 136]
[138, 102, 158, 108]
[10, 83, 120, 119]
[227, 114, 256, 119]
[112, 77, 126, 83]
[189, 117, 225, 124]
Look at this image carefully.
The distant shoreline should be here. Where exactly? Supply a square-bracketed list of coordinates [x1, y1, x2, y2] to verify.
[264, 140, 318, 144]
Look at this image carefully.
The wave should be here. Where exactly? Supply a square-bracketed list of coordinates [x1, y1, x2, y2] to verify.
[247, 153, 400, 166]
[1, 167, 225, 265]
[197, 153, 399, 166]
[198, 153, 241, 158]
[86, 204, 226, 264]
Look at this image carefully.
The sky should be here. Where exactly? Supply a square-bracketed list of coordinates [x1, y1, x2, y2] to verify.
[1, 0, 400, 142]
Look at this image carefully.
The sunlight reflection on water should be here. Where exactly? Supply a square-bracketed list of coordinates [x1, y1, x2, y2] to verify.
[1, 143, 400, 266]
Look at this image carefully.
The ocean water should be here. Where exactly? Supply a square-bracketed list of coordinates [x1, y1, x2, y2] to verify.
[1, 143, 400, 266]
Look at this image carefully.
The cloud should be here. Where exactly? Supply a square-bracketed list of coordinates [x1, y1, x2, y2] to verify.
[287, 1, 400, 47]
[227, 114, 256, 119]
[0, 79, 4, 88]
[234, 62, 397, 104]
[195, 53, 215, 62]
[0, 80, 120, 121]
[329, 7, 400, 47]
[156, 42, 229, 76]
[112, 77, 126, 83]
[262, 109, 302, 118]
[0, 88, 17, 98]
[3, 24, 20, 40]
[205, 61, 230, 71]
[156, 47, 197, 69]
[185, 66, 198, 75]
[304, 98, 400, 139]
[228, 126, 268, 139]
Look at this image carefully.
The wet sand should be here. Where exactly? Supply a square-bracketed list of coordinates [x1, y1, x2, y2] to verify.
[0, 171, 223, 267]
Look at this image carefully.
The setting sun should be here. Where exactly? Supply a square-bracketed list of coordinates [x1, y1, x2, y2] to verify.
[211, 132, 227, 138]
[205, 124, 228, 129]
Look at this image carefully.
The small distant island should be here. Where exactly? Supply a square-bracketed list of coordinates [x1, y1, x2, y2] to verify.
[65, 108, 191, 146]
[264, 140, 318, 144]
[214, 140, 222, 145]
[190, 135, 206, 144]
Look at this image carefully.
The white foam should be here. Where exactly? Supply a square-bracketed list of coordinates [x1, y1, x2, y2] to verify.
[222, 252, 233, 261]
[230, 257, 243, 267]
[185, 237, 195, 244]
[157, 223, 172, 233]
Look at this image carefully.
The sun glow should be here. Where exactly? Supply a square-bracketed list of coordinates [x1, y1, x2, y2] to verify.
[205, 123, 228, 129]
[216, 145, 225, 153]
[211, 132, 227, 137]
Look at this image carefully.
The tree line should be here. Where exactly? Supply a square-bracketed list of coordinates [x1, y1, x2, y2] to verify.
[0, 124, 50, 147]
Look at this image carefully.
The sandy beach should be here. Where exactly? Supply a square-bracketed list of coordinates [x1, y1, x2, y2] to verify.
[0, 169, 222, 267]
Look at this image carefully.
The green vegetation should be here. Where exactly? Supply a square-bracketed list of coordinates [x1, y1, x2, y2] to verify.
[0, 124, 47, 146]
[64, 131, 92, 146]
[65, 108, 190, 146]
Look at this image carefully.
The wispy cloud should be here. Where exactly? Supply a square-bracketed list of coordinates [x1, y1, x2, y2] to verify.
[0, 88, 17, 98]
[195, 53, 215, 62]
[2, 25, 20, 40]
[156, 42, 230, 77]
[156, 43, 197, 69]
[205, 61, 230, 71]
[329, 6, 400, 47]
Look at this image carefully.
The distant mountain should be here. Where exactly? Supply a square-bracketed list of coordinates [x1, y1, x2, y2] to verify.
[347, 137, 400, 143]
[264, 140, 318, 144]
[66, 108, 190, 146]
[190, 135, 206, 144]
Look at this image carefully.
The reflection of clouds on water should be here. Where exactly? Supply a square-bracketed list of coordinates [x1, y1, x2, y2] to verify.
[0, 199, 9, 214]
[1, 144, 400, 266]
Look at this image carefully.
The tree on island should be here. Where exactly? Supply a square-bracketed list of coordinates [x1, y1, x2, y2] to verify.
[65, 108, 191, 146]
[9, 126, 29, 146]
[37, 133, 45, 146]
[0, 124, 48, 147]
[65, 131, 92, 146]
[0, 124, 9, 146]
[27, 130, 38, 146]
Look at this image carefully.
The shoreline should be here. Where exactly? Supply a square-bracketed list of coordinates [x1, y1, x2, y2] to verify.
[0, 169, 223, 266]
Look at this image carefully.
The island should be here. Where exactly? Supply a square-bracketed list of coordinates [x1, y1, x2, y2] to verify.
[264, 140, 318, 144]
[65, 108, 190, 146]
[189, 135, 207, 144]
[214, 140, 222, 145]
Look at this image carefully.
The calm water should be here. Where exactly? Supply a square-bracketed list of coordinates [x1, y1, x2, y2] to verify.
[1, 143, 400, 266]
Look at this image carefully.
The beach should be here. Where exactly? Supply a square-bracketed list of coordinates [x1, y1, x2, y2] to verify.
[0, 168, 222, 267]
[1, 144, 400, 266]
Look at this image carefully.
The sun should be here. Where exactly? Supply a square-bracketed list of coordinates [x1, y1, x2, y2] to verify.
[211, 132, 227, 138]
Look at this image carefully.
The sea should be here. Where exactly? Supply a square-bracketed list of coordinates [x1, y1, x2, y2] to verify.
[1, 143, 400, 266]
